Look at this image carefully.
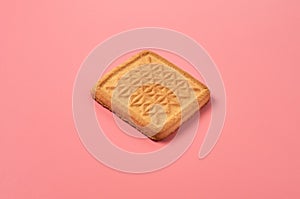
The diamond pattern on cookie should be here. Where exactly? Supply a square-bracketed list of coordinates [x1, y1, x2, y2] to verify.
[93, 50, 210, 140]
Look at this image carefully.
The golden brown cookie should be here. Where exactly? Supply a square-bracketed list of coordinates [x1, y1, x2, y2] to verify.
[92, 50, 210, 140]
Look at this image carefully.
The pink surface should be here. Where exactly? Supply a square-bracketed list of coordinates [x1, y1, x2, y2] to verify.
[1, 0, 300, 198]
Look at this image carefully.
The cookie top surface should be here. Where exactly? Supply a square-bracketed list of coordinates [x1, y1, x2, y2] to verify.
[92, 50, 210, 140]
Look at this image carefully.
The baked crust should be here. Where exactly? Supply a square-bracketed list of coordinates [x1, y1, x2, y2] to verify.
[92, 50, 210, 140]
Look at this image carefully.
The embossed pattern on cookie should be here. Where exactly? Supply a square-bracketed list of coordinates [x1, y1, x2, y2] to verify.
[92, 51, 210, 140]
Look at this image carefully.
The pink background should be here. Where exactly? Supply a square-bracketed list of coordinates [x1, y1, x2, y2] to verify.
[1, 0, 300, 198]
